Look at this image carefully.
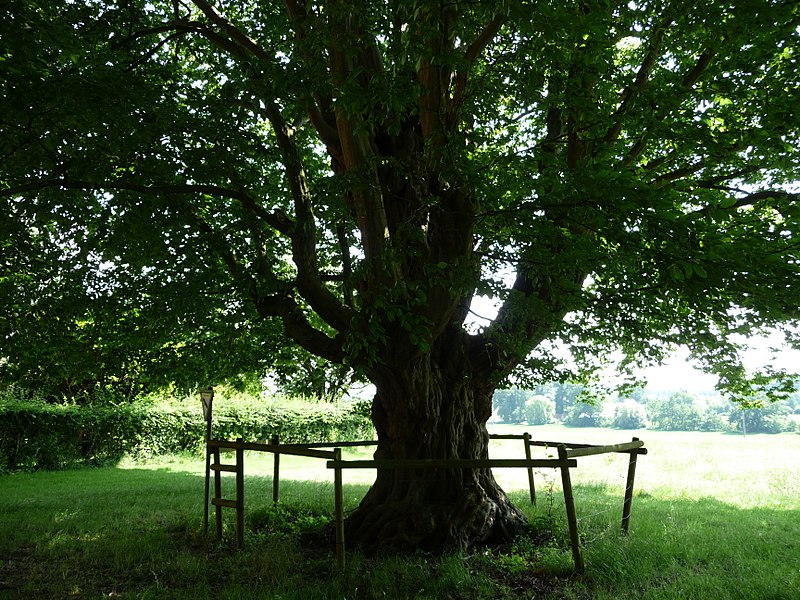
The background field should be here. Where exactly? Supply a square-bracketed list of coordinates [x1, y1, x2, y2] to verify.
[1, 426, 798, 599]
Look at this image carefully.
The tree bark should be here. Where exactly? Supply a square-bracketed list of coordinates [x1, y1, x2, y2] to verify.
[346, 326, 526, 553]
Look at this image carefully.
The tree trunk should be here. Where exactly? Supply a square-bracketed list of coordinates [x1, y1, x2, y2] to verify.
[346, 328, 526, 553]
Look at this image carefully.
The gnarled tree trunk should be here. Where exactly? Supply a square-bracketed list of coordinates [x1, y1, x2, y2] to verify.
[346, 327, 526, 553]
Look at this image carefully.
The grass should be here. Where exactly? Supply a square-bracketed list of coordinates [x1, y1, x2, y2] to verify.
[1, 426, 798, 599]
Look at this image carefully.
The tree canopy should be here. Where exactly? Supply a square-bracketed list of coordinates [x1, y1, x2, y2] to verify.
[2, 0, 799, 550]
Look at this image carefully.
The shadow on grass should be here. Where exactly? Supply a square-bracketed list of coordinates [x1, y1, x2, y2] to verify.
[0, 467, 798, 599]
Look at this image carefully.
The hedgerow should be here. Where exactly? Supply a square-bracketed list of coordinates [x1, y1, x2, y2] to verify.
[0, 393, 374, 472]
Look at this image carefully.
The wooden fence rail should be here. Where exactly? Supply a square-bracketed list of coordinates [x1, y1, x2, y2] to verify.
[327, 458, 577, 469]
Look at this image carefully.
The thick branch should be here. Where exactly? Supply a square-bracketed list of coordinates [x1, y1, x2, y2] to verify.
[619, 43, 718, 167]
[417, 6, 458, 144]
[336, 225, 355, 307]
[652, 160, 705, 187]
[481, 253, 587, 381]
[0, 178, 296, 236]
[282, 0, 339, 150]
[328, 3, 389, 262]
[451, 12, 506, 113]
[681, 50, 716, 88]
[694, 167, 759, 190]
[7, 175, 346, 363]
[695, 189, 800, 215]
[189, 0, 273, 62]
[262, 101, 353, 331]
[604, 14, 673, 144]
[253, 294, 346, 362]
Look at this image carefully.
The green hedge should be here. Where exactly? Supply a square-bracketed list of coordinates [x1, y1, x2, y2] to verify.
[0, 399, 374, 473]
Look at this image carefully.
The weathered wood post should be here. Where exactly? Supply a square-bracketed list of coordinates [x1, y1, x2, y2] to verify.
[523, 432, 536, 505]
[236, 437, 245, 548]
[213, 445, 223, 540]
[272, 434, 280, 504]
[621, 436, 640, 534]
[333, 447, 345, 569]
[557, 444, 584, 573]
[200, 387, 214, 536]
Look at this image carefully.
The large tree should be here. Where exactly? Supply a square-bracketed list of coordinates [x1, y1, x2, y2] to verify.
[2, 0, 799, 551]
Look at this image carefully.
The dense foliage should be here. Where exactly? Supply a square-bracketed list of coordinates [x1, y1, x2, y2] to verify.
[609, 399, 650, 429]
[522, 395, 556, 426]
[0, 389, 373, 473]
[2, 0, 799, 397]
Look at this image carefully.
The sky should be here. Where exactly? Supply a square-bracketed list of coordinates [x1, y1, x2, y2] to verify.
[637, 349, 718, 393]
[467, 294, 800, 395]
[640, 334, 800, 394]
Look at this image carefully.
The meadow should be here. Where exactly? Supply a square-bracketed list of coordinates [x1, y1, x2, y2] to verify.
[1, 425, 798, 599]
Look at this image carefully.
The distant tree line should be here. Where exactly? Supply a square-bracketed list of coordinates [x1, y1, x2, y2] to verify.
[493, 384, 800, 434]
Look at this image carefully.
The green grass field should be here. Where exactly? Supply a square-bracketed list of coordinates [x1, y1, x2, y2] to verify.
[1, 426, 798, 599]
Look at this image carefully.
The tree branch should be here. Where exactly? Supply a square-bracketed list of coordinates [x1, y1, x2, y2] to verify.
[198, 209, 345, 363]
[694, 167, 759, 190]
[262, 101, 353, 331]
[327, 3, 389, 263]
[652, 160, 705, 187]
[0, 178, 296, 237]
[451, 12, 506, 113]
[695, 189, 800, 214]
[616, 30, 719, 166]
[336, 225, 355, 308]
[253, 293, 346, 363]
[282, 0, 339, 150]
[604, 14, 673, 144]
[681, 50, 716, 88]
[189, 0, 273, 63]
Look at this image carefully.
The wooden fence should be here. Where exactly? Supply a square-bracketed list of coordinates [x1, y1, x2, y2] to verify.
[204, 433, 646, 573]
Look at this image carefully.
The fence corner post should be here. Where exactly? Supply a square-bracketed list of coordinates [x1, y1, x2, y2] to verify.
[557, 444, 584, 574]
[621, 437, 640, 534]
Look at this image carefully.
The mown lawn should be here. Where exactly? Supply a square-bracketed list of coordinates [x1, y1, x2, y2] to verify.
[1, 426, 798, 599]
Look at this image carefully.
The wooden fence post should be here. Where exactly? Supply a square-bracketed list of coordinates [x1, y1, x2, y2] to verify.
[272, 434, 280, 504]
[523, 432, 536, 505]
[201, 387, 214, 536]
[621, 437, 639, 534]
[235, 438, 245, 548]
[204, 441, 211, 535]
[557, 444, 584, 574]
[333, 447, 345, 570]
[213, 446, 223, 541]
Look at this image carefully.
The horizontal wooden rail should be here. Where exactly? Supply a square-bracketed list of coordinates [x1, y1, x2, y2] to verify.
[208, 439, 336, 460]
[283, 435, 527, 447]
[211, 498, 238, 509]
[565, 440, 645, 458]
[529, 439, 648, 455]
[327, 458, 577, 470]
[278, 440, 378, 449]
[210, 463, 238, 473]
